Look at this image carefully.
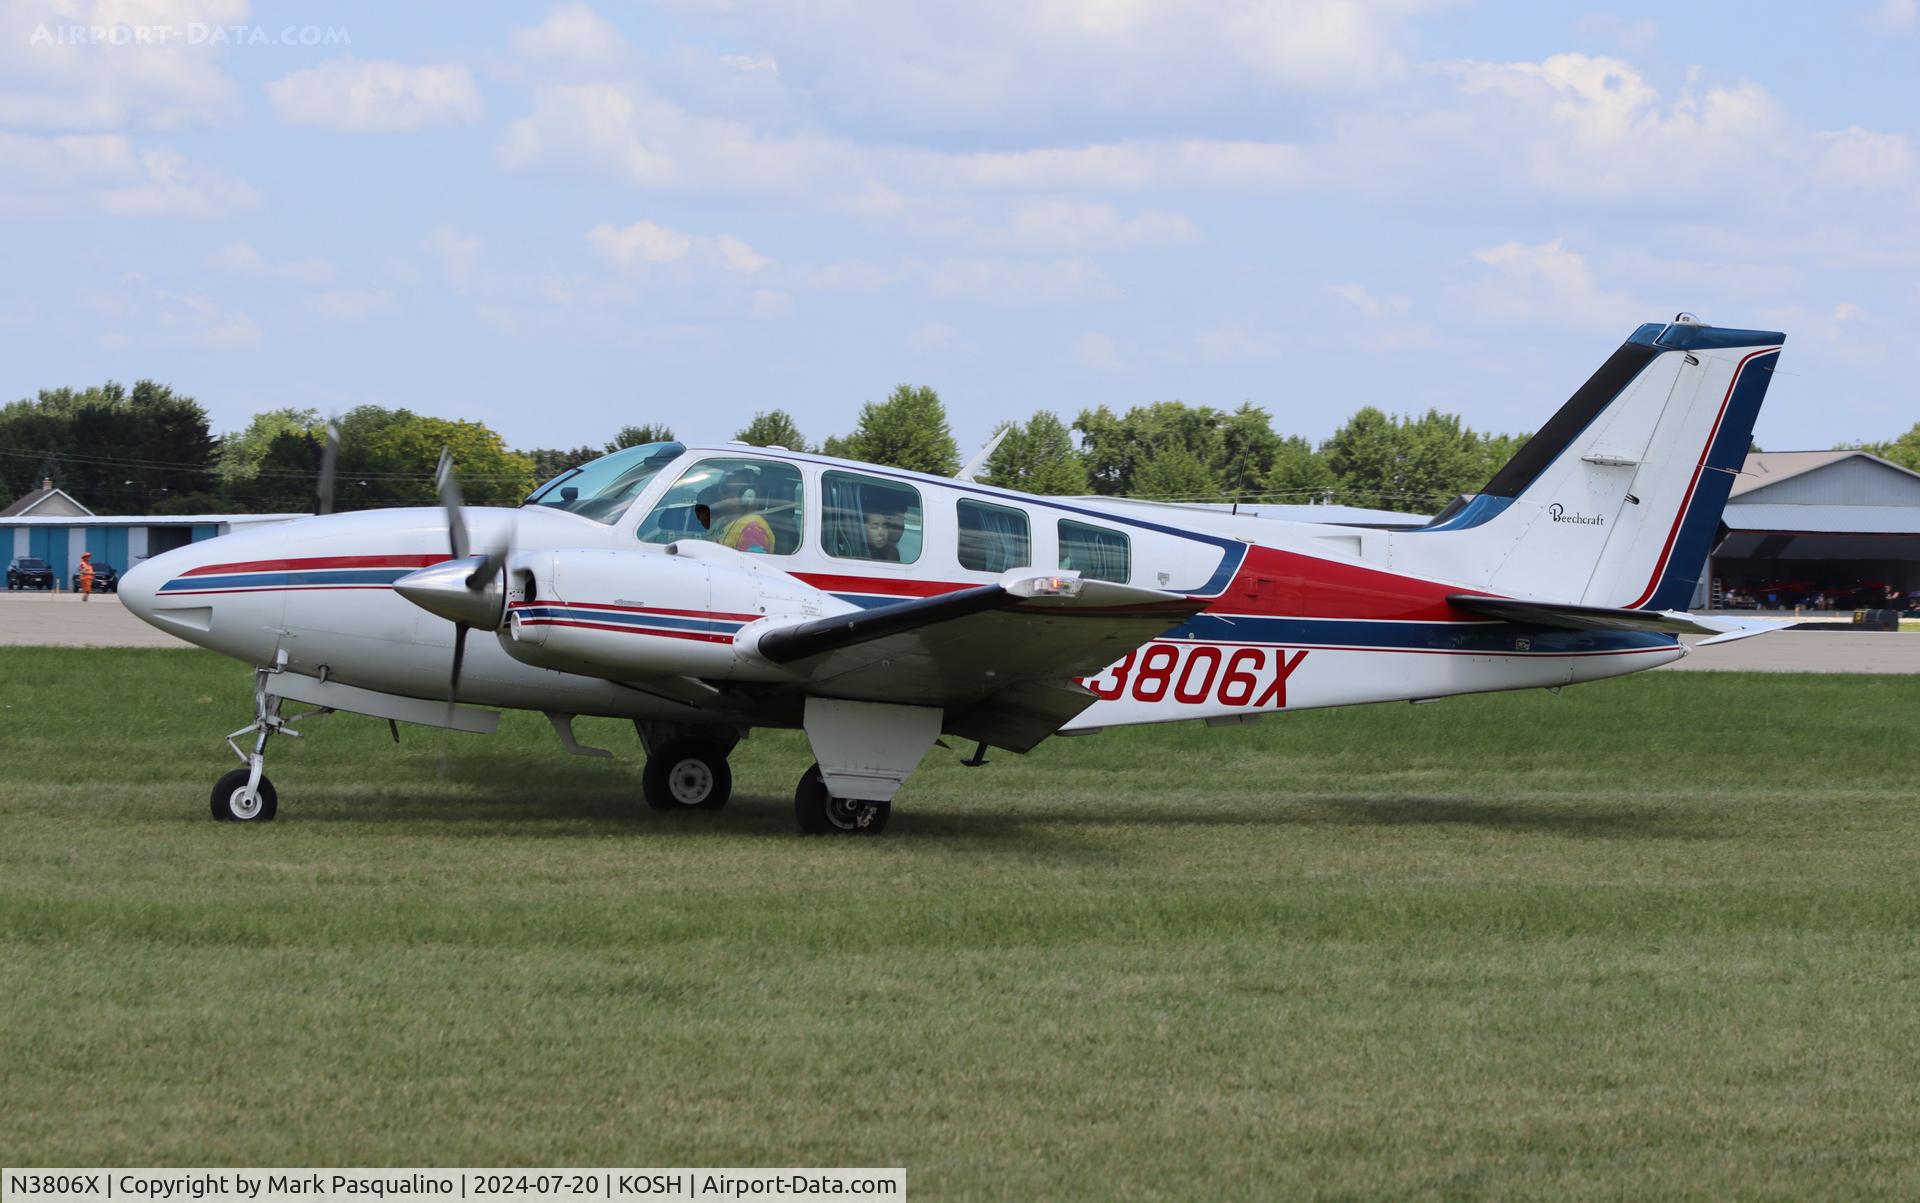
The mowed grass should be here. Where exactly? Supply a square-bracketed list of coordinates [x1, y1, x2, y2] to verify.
[3, 649, 1920, 1199]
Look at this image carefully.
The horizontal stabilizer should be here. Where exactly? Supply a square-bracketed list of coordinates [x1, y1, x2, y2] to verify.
[1447, 594, 1788, 641]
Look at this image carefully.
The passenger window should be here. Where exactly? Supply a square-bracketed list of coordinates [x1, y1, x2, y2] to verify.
[1058, 520, 1129, 583]
[822, 471, 922, 564]
[957, 499, 1031, 572]
[636, 457, 805, 554]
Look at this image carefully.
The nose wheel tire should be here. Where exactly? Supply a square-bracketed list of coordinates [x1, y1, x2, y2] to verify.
[794, 764, 890, 835]
[643, 739, 733, 810]
[210, 768, 278, 822]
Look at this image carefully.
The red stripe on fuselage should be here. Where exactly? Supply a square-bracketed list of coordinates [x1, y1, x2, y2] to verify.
[791, 572, 972, 598]
[181, 554, 449, 577]
[1204, 543, 1491, 622]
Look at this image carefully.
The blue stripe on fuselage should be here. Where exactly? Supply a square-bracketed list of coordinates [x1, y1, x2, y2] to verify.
[159, 569, 410, 592]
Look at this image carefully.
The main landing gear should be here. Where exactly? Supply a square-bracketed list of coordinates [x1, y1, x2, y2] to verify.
[642, 737, 733, 810]
[794, 764, 889, 835]
[637, 723, 740, 811]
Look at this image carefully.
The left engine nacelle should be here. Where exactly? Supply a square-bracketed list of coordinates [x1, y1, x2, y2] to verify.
[501, 542, 848, 682]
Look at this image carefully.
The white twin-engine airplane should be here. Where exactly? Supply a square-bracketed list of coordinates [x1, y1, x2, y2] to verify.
[121, 317, 1784, 833]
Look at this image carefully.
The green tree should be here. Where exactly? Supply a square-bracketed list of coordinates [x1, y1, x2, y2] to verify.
[217, 407, 321, 486]
[735, 410, 809, 452]
[0, 380, 216, 513]
[1323, 407, 1524, 512]
[524, 445, 605, 480]
[825, 384, 960, 475]
[242, 428, 327, 512]
[1262, 435, 1337, 502]
[981, 411, 1088, 495]
[1216, 403, 1282, 495]
[609, 424, 674, 451]
[1073, 401, 1226, 496]
[1131, 444, 1218, 499]
[1862, 423, 1920, 472]
[361, 417, 537, 508]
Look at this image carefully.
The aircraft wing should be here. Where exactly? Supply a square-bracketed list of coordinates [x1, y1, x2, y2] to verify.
[1447, 594, 1791, 643]
[754, 572, 1206, 751]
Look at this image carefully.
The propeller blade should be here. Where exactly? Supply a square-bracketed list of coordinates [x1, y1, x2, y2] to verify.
[450, 621, 469, 706]
[315, 418, 339, 515]
[435, 447, 470, 561]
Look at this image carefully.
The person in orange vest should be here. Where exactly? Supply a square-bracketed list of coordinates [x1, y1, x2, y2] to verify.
[77, 550, 94, 602]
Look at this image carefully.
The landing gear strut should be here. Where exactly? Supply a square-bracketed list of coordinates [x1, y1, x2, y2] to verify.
[794, 764, 890, 835]
[211, 662, 327, 823]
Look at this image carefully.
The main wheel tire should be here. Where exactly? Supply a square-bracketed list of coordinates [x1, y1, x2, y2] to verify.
[210, 768, 278, 822]
[643, 739, 733, 810]
[794, 764, 890, 835]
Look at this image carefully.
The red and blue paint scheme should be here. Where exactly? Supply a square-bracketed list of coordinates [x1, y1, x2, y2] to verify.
[121, 319, 1787, 829]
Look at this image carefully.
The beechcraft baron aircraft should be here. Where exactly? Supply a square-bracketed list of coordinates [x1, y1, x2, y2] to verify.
[121, 316, 1785, 833]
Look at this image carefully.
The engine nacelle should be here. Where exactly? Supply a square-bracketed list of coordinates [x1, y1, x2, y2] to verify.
[500, 541, 852, 682]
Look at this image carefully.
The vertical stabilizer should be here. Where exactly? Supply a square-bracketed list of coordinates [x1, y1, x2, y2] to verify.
[1391, 319, 1784, 609]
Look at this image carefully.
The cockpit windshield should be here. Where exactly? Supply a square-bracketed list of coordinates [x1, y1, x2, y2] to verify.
[522, 441, 686, 524]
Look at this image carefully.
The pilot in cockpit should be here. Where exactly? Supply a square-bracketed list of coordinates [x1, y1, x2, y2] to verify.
[701, 468, 776, 554]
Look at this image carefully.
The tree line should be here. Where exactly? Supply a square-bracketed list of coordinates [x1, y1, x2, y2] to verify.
[8, 378, 1917, 519]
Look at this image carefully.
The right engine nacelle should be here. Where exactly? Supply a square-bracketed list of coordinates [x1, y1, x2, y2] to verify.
[500, 541, 852, 683]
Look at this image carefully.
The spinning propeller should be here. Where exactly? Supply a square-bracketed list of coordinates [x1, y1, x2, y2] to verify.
[390, 448, 513, 706]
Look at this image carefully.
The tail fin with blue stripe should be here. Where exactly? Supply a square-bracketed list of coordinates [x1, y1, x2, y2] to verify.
[1394, 318, 1784, 610]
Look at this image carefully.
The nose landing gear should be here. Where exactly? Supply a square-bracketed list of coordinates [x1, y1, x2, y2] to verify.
[211, 662, 329, 823]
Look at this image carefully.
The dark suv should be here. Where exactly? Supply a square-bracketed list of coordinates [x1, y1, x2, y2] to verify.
[7, 557, 54, 589]
[73, 562, 119, 593]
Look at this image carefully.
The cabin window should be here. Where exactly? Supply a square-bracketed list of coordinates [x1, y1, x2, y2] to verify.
[822, 471, 922, 564]
[636, 457, 805, 554]
[956, 499, 1030, 572]
[1058, 519, 1129, 583]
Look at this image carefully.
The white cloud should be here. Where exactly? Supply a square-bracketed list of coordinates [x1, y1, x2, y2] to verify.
[1074, 331, 1123, 371]
[588, 220, 692, 266]
[587, 220, 770, 274]
[308, 289, 395, 320]
[510, 3, 627, 64]
[91, 283, 261, 349]
[1815, 126, 1916, 190]
[1450, 54, 1782, 200]
[1464, 239, 1644, 332]
[999, 200, 1199, 248]
[211, 241, 336, 284]
[930, 256, 1115, 303]
[1193, 326, 1279, 361]
[425, 226, 483, 287]
[1834, 302, 1867, 323]
[498, 82, 844, 193]
[0, 0, 245, 130]
[266, 60, 484, 133]
[909, 321, 965, 351]
[95, 146, 257, 216]
[716, 234, 773, 273]
[1328, 283, 1410, 319]
[1866, 0, 1916, 31]
[748, 288, 791, 316]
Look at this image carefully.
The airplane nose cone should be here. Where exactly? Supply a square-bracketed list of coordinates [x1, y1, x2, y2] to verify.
[117, 554, 165, 624]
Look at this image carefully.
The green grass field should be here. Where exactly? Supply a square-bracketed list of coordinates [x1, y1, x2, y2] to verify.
[4, 648, 1920, 1199]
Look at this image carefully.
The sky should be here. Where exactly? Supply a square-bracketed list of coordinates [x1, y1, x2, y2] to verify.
[1, 0, 1917, 459]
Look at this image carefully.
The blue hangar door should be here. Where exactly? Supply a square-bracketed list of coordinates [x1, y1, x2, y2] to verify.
[29, 527, 70, 588]
[84, 527, 129, 579]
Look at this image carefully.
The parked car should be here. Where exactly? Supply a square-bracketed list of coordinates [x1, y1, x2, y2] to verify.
[73, 561, 120, 593]
[7, 557, 54, 589]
